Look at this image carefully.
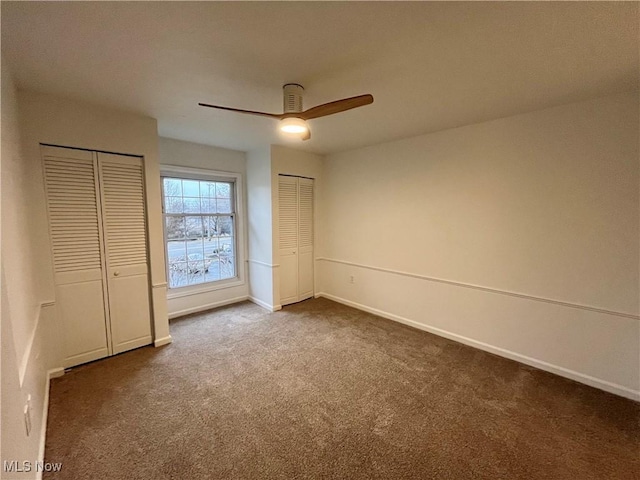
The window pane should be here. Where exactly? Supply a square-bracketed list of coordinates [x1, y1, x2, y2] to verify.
[217, 198, 231, 213]
[163, 175, 237, 290]
[216, 182, 231, 198]
[203, 234, 219, 257]
[169, 262, 188, 288]
[201, 216, 216, 239]
[188, 268, 205, 286]
[205, 258, 221, 282]
[166, 217, 185, 240]
[201, 198, 217, 214]
[220, 248, 234, 279]
[219, 216, 234, 279]
[218, 235, 233, 254]
[185, 216, 203, 239]
[182, 180, 199, 197]
[167, 240, 187, 262]
[184, 197, 201, 213]
[200, 181, 217, 198]
[187, 238, 204, 259]
[187, 252, 205, 272]
[163, 178, 182, 197]
[165, 196, 183, 214]
[218, 216, 233, 236]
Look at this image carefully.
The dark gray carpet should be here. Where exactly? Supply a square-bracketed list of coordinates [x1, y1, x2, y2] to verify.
[44, 298, 639, 479]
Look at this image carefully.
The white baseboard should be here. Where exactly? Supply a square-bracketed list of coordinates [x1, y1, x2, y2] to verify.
[316, 292, 640, 401]
[249, 296, 281, 312]
[49, 367, 65, 379]
[168, 295, 249, 319]
[154, 335, 173, 347]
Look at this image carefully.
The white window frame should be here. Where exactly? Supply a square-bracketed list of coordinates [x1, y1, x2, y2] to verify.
[160, 165, 245, 299]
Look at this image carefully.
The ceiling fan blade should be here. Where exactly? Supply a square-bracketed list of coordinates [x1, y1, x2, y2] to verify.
[299, 94, 373, 120]
[198, 102, 284, 119]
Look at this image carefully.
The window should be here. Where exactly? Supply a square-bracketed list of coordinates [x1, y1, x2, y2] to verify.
[162, 174, 237, 289]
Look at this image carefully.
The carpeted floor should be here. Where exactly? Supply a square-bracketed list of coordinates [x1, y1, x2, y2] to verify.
[44, 298, 639, 479]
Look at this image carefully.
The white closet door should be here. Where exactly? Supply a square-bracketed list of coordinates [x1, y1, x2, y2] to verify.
[42, 146, 110, 367]
[279, 176, 299, 306]
[297, 178, 314, 301]
[278, 175, 314, 306]
[98, 153, 152, 355]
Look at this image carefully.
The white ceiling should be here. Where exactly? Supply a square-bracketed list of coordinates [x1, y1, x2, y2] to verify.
[2, 2, 637, 155]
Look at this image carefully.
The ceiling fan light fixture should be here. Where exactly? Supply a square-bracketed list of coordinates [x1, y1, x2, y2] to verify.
[279, 117, 308, 135]
[200, 86, 372, 143]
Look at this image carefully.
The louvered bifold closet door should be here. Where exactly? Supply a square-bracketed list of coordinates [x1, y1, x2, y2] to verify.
[297, 178, 314, 301]
[42, 146, 110, 367]
[278, 175, 314, 306]
[98, 153, 152, 355]
[279, 176, 299, 306]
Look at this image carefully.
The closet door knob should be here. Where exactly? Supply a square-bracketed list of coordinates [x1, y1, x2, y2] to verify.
[114, 271, 120, 277]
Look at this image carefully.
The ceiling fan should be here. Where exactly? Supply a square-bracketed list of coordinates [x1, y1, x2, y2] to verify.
[199, 84, 373, 141]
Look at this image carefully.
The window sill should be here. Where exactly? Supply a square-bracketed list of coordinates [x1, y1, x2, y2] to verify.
[166, 277, 246, 300]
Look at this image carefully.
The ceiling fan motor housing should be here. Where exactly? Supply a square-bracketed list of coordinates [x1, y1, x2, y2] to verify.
[283, 84, 304, 113]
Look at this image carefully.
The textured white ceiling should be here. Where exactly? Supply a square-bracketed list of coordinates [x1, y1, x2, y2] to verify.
[2, 2, 637, 155]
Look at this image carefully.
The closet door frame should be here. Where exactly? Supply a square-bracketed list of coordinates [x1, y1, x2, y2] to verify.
[42, 144, 153, 367]
[277, 174, 314, 306]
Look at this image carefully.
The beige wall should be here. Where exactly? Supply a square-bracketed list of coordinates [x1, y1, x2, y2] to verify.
[1, 61, 62, 478]
[18, 91, 170, 346]
[160, 137, 247, 174]
[271, 145, 323, 308]
[318, 92, 639, 399]
[2, 79, 636, 480]
[2, 77, 43, 370]
[158, 137, 248, 317]
[245, 145, 323, 310]
[246, 147, 274, 310]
